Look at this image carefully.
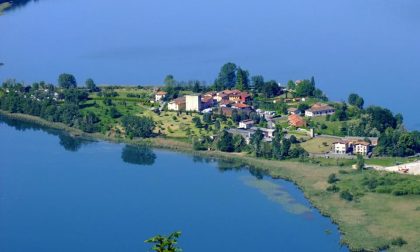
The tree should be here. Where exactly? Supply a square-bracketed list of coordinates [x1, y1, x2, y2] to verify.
[366, 106, 397, 133]
[63, 88, 89, 105]
[348, 93, 364, 109]
[121, 115, 155, 138]
[356, 154, 365, 170]
[214, 63, 237, 90]
[217, 130, 234, 152]
[235, 67, 250, 91]
[163, 75, 178, 99]
[287, 80, 296, 90]
[233, 134, 246, 152]
[145, 231, 182, 252]
[85, 78, 97, 92]
[262, 80, 281, 98]
[58, 73, 77, 89]
[251, 75, 264, 93]
[295, 79, 315, 97]
[250, 128, 264, 156]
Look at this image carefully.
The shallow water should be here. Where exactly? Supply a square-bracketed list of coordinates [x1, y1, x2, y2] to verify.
[0, 116, 347, 251]
[0, 0, 419, 129]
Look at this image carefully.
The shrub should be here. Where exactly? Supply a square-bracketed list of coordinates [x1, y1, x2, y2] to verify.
[327, 173, 339, 184]
[340, 190, 353, 201]
[326, 184, 340, 192]
[390, 237, 407, 247]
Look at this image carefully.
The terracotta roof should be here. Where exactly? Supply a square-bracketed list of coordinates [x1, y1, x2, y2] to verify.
[288, 114, 306, 127]
[156, 91, 167, 95]
[233, 103, 250, 109]
[307, 103, 334, 113]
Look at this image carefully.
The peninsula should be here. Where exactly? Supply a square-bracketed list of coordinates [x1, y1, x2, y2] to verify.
[1, 63, 419, 251]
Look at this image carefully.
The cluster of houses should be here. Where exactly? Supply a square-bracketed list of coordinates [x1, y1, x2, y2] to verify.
[332, 137, 379, 156]
[155, 89, 252, 113]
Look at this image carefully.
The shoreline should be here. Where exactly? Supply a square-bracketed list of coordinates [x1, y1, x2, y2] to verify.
[1, 110, 419, 251]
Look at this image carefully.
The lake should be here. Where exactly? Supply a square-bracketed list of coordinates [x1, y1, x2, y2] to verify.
[0, 0, 419, 129]
[0, 115, 347, 251]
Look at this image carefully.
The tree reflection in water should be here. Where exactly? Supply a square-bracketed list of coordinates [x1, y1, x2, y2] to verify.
[121, 145, 156, 166]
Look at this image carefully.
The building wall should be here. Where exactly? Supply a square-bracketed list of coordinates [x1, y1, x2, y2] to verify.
[186, 95, 201, 111]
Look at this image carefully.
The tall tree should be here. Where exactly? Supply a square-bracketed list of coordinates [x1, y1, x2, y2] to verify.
[235, 67, 250, 91]
[214, 63, 237, 90]
[85, 78, 97, 92]
[58, 73, 77, 89]
[251, 75, 265, 93]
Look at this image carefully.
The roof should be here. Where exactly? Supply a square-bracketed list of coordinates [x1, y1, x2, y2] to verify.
[354, 141, 371, 146]
[233, 103, 250, 109]
[343, 136, 379, 146]
[201, 97, 213, 103]
[169, 97, 186, 105]
[288, 114, 305, 126]
[156, 91, 167, 95]
[240, 119, 254, 125]
[307, 103, 335, 113]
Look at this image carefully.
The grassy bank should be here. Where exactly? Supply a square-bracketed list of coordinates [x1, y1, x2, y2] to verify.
[1, 110, 419, 251]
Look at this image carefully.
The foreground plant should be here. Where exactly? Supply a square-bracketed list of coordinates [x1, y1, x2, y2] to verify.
[145, 231, 182, 252]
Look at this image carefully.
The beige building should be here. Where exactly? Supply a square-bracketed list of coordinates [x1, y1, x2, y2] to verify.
[168, 97, 186, 111]
[186, 94, 201, 112]
[354, 142, 370, 155]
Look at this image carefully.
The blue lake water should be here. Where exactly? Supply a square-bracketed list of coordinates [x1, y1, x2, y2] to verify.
[0, 116, 347, 251]
[0, 0, 419, 129]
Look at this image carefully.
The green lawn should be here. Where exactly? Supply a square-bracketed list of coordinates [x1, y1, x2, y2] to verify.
[300, 136, 338, 154]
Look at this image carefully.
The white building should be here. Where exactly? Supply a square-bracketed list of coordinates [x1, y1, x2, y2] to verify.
[333, 142, 348, 154]
[305, 103, 335, 117]
[239, 120, 255, 129]
[168, 97, 186, 111]
[186, 94, 201, 112]
[155, 91, 167, 102]
[354, 142, 370, 155]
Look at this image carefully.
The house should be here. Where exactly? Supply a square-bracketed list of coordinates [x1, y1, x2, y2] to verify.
[220, 107, 234, 117]
[288, 114, 306, 128]
[186, 94, 201, 112]
[353, 141, 371, 155]
[333, 141, 349, 154]
[343, 136, 379, 146]
[201, 96, 214, 109]
[155, 91, 167, 102]
[239, 119, 255, 129]
[250, 127, 275, 139]
[305, 103, 335, 117]
[287, 107, 301, 115]
[232, 103, 250, 110]
[168, 97, 186, 111]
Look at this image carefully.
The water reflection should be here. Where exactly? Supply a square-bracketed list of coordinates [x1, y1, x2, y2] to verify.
[192, 155, 267, 180]
[242, 177, 312, 215]
[121, 145, 156, 166]
[0, 115, 93, 152]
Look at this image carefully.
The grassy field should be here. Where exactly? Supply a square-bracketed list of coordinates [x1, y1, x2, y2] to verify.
[235, 157, 420, 252]
[300, 136, 338, 154]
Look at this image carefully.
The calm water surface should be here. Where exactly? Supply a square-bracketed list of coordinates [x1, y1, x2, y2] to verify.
[0, 0, 419, 129]
[0, 116, 347, 251]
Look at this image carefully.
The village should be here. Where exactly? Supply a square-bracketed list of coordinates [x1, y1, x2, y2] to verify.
[154, 84, 378, 158]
